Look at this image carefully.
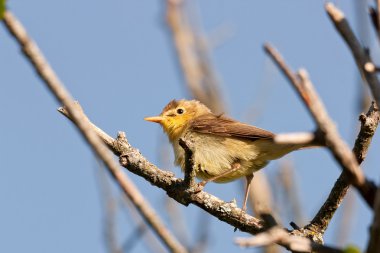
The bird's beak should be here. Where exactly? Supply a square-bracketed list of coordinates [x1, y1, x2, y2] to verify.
[144, 116, 164, 123]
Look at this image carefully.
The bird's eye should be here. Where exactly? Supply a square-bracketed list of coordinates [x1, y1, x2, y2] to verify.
[176, 108, 184, 114]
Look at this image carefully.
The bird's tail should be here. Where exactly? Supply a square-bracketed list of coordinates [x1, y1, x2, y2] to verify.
[256, 139, 322, 161]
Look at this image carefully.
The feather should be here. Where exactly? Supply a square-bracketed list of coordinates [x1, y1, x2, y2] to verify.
[188, 114, 274, 140]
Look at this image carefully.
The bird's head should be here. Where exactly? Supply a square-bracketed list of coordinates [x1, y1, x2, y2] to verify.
[145, 99, 211, 142]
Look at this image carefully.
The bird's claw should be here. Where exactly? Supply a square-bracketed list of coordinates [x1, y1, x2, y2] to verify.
[198, 180, 207, 188]
[191, 182, 205, 193]
[183, 181, 205, 194]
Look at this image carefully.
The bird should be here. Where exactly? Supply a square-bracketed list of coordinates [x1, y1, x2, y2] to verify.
[145, 99, 317, 213]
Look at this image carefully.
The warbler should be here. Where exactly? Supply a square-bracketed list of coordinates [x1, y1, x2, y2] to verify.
[145, 99, 316, 212]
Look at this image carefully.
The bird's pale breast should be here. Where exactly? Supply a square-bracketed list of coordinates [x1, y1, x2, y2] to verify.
[173, 131, 273, 183]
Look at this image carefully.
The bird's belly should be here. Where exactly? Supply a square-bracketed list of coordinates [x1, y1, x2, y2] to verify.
[196, 159, 269, 183]
[174, 133, 271, 183]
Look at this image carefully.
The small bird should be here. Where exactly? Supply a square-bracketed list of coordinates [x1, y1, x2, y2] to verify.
[145, 99, 316, 212]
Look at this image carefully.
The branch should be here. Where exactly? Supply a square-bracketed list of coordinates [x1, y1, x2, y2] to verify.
[325, 2, 380, 108]
[278, 162, 305, 227]
[307, 102, 379, 235]
[2, 10, 187, 253]
[369, 7, 380, 42]
[353, 102, 380, 164]
[96, 162, 122, 253]
[248, 172, 282, 253]
[236, 226, 344, 253]
[165, 0, 224, 113]
[264, 43, 376, 208]
[120, 195, 166, 253]
[190, 212, 211, 253]
[248, 171, 276, 219]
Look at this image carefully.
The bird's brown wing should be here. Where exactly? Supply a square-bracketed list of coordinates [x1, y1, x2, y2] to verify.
[188, 114, 274, 140]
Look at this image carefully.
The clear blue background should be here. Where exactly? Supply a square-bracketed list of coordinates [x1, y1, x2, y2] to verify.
[1, 1, 379, 252]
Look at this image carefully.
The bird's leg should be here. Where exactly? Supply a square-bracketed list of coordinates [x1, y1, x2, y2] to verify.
[242, 174, 254, 213]
[235, 174, 254, 229]
[198, 163, 241, 188]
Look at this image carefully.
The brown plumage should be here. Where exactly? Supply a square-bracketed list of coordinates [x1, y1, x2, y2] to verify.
[189, 114, 274, 140]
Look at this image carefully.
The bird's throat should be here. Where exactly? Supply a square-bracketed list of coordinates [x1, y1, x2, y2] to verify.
[163, 123, 186, 143]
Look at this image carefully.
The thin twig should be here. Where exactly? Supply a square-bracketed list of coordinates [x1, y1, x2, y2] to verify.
[121, 223, 147, 253]
[2, 10, 187, 253]
[297, 69, 364, 189]
[355, 1, 372, 115]
[96, 161, 122, 253]
[278, 162, 305, 227]
[190, 212, 211, 253]
[165, 198, 191, 248]
[369, 8, 379, 37]
[264, 43, 376, 208]
[248, 171, 275, 218]
[120, 195, 166, 253]
[165, 0, 224, 113]
[248, 172, 281, 253]
[166, 0, 205, 104]
[325, 2, 380, 108]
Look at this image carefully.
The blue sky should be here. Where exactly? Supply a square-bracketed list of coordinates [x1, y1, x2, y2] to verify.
[1, 1, 379, 252]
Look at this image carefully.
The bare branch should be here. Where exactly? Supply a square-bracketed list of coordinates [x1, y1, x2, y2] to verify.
[297, 69, 364, 188]
[96, 162, 122, 253]
[369, 8, 379, 36]
[190, 212, 211, 253]
[249, 171, 275, 218]
[248, 172, 281, 253]
[120, 195, 167, 253]
[2, 10, 187, 253]
[236, 226, 344, 253]
[353, 102, 380, 164]
[264, 43, 376, 208]
[278, 162, 305, 227]
[165, 198, 191, 248]
[165, 0, 224, 113]
[325, 2, 380, 108]
[369, 4, 380, 42]
[307, 97, 379, 237]
[166, 0, 205, 104]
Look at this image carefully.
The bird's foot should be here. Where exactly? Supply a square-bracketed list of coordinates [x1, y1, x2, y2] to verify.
[187, 181, 205, 194]
[180, 179, 206, 194]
